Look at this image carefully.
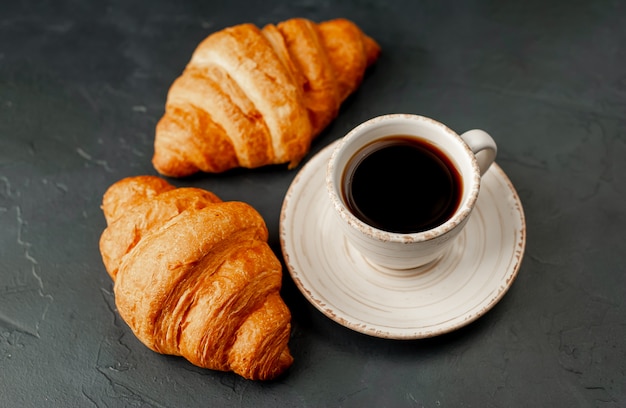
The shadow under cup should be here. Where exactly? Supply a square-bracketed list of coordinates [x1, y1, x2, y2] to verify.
[326, 114, 486, 270]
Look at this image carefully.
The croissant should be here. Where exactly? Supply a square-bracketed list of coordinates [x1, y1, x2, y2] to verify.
[152, 17, 381, 176]
[99, 176, 293, 380]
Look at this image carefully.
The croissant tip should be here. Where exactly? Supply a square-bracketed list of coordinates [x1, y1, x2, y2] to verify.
[287, 159, 301, 170]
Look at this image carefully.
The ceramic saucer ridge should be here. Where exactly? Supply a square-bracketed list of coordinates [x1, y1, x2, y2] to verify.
[279, 141, 526, 339]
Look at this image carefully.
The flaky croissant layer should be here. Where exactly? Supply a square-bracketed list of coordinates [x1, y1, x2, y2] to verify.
[99, 176, 293, 380]
[153, 17, 380, 176]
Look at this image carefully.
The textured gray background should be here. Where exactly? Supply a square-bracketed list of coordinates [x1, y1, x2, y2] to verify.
[1, 0, 625, 406]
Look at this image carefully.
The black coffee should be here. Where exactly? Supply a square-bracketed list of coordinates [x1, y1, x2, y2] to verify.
[342, 135, 462, 234]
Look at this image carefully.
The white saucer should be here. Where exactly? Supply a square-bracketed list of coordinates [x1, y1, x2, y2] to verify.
[279, 141, 526, 339]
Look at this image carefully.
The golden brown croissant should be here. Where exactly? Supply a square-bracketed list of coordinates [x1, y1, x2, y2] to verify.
[99, 176, 293, 380]
[152, 17, 381, 176]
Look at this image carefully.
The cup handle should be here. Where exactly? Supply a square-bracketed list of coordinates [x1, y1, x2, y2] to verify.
[460, 129, 497, 176]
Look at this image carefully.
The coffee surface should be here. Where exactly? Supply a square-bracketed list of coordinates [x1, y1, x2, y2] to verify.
[342, 136, 462, 233]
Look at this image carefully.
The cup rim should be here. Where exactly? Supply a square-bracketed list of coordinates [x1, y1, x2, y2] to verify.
[326, 113, 482, 244]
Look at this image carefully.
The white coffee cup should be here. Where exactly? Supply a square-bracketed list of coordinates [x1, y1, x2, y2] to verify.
[326, 114, 497, 270]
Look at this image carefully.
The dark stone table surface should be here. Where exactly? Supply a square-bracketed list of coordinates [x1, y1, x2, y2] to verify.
[1, 0, 624, 406]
